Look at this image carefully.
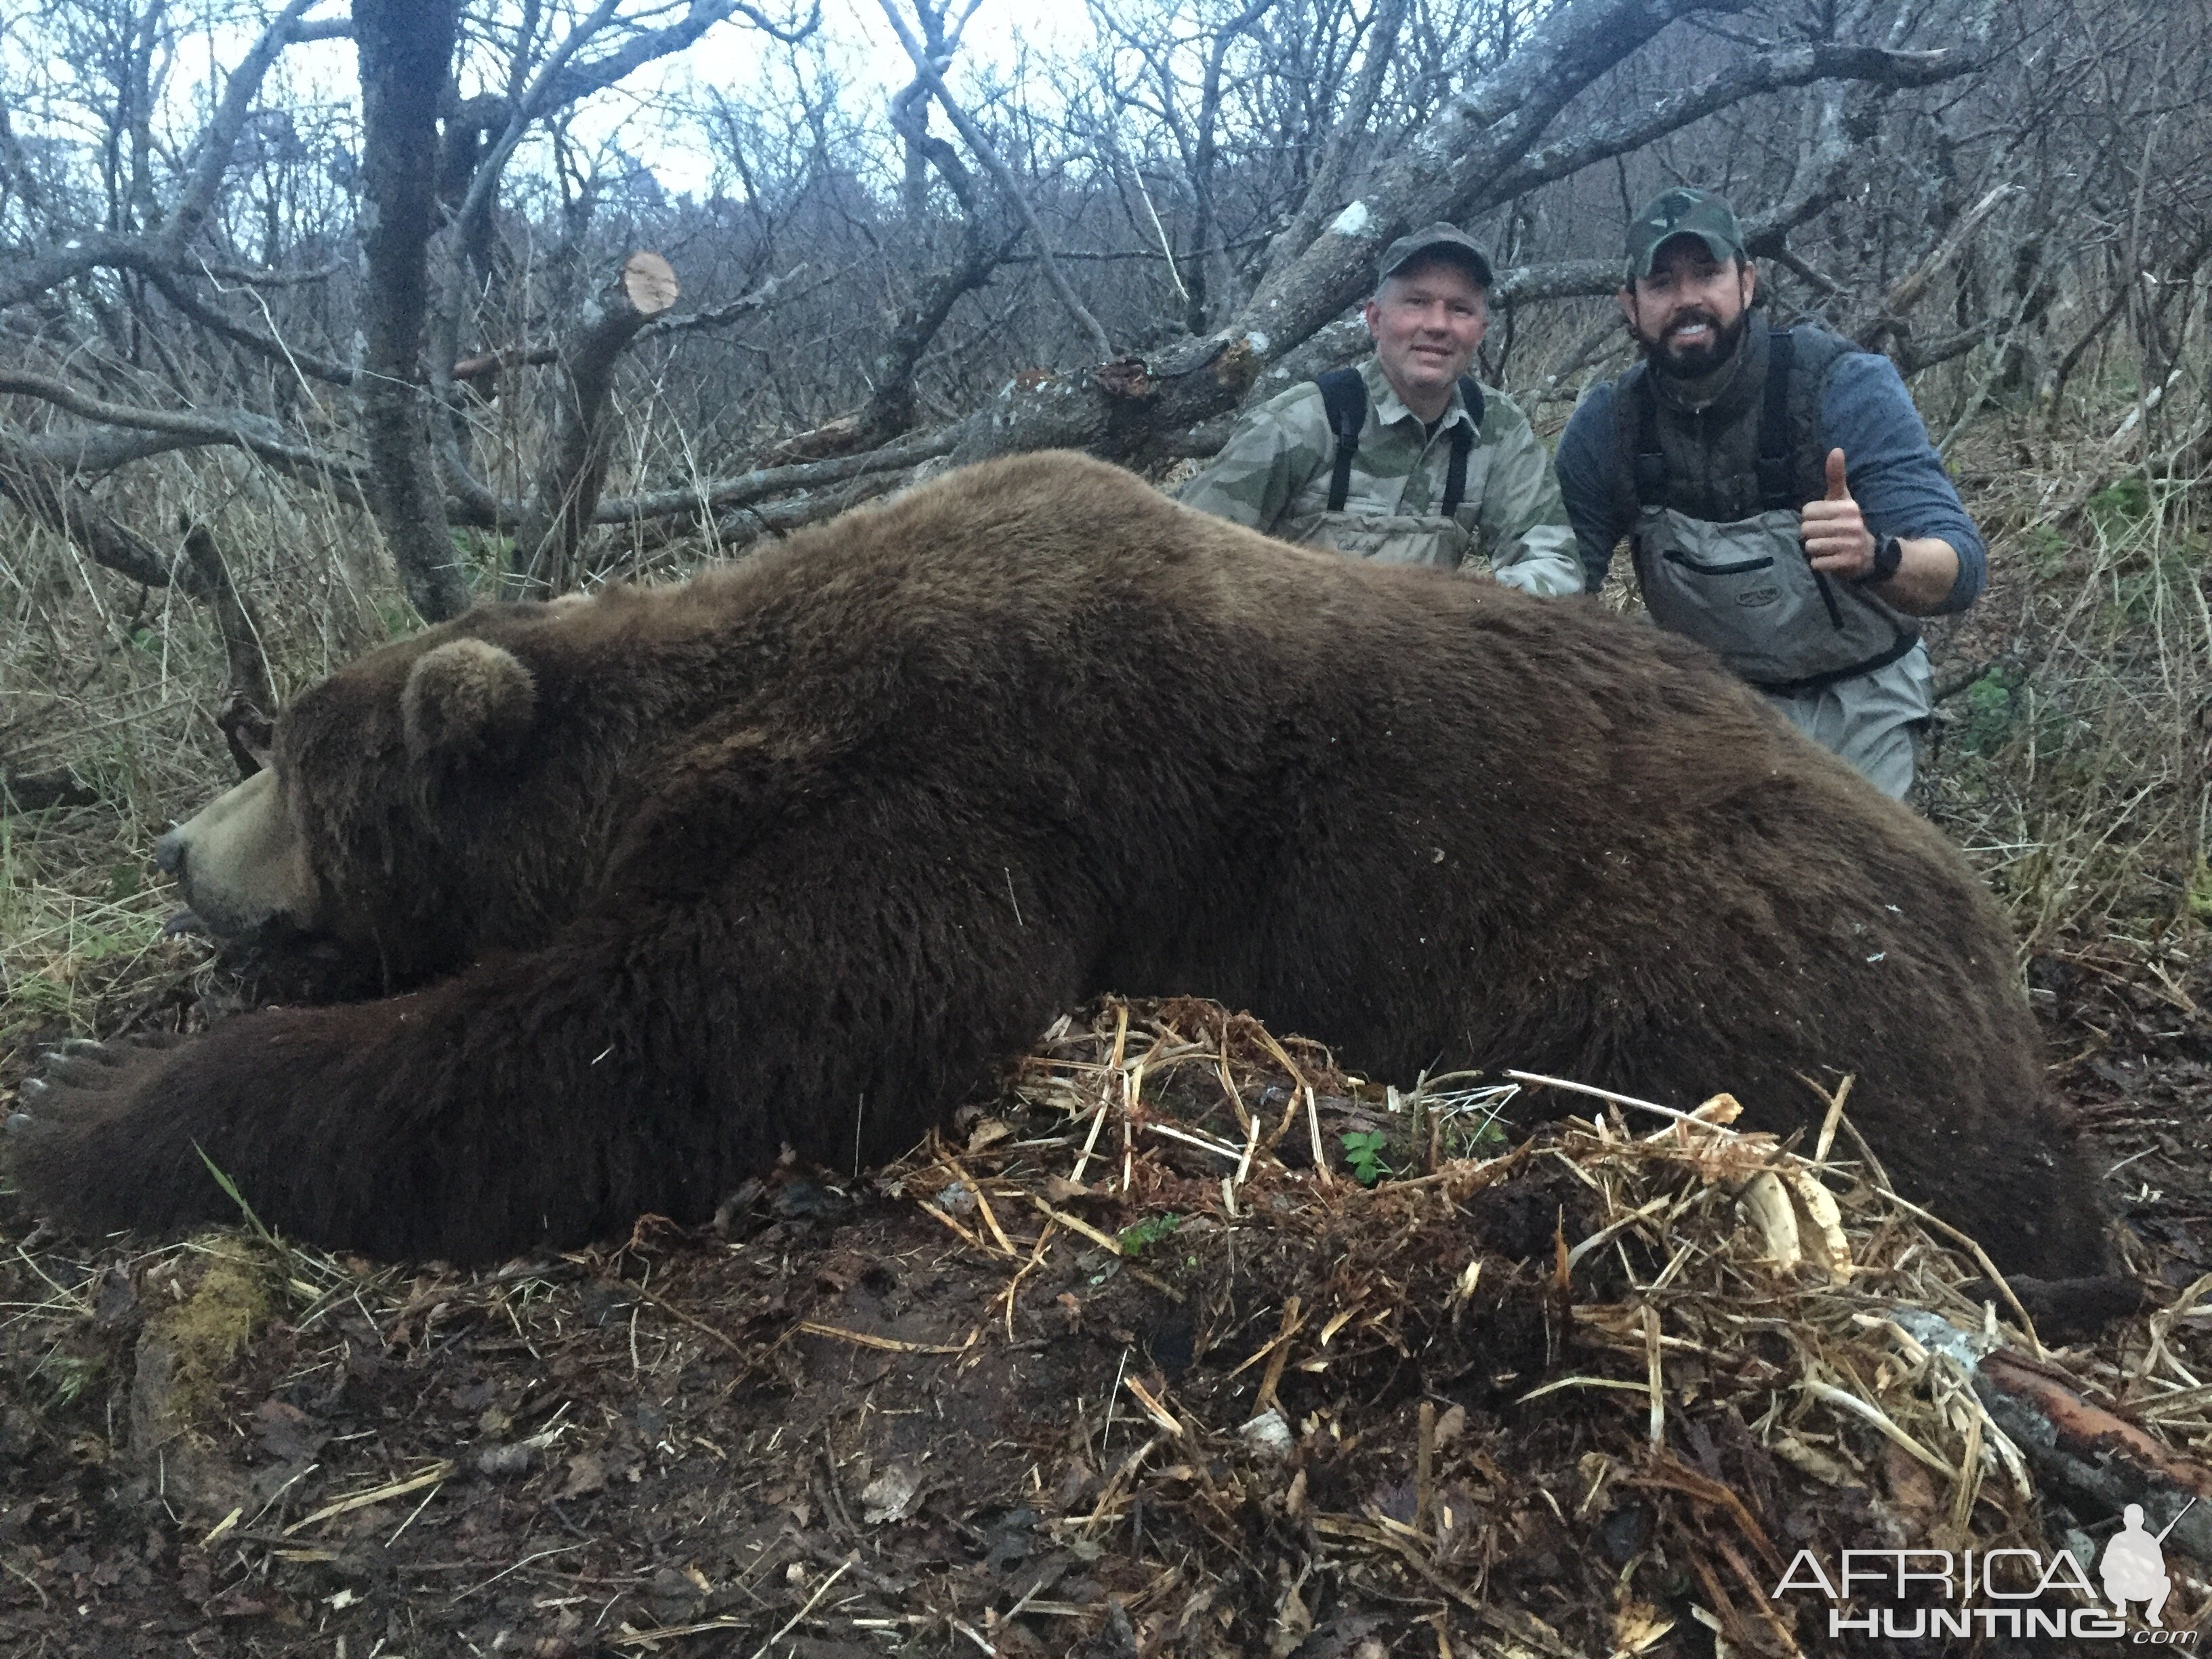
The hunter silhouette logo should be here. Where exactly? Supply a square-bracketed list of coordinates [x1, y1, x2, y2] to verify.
[2103, 1500, 2192, 1627]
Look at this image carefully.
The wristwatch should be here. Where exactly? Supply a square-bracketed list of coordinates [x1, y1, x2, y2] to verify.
[1855, 535, 1904, 586]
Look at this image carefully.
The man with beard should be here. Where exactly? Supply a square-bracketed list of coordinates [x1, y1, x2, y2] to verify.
[1554, 188, 1985, 797]
[1181, 224, 1582, 596]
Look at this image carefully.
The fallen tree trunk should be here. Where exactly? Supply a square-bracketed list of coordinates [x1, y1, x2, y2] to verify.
[936, 3, 1984, 474]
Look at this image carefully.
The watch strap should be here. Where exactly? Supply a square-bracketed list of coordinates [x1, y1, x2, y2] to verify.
[1854, 535, 1904, 586]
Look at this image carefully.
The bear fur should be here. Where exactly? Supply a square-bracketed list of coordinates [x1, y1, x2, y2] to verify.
[9, 452, 2104, 1273]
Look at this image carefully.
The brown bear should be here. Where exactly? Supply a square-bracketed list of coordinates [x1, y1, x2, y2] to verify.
[8, 452, 2104, 1274]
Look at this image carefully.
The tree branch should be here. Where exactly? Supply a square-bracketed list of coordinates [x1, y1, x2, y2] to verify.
[191, 257, 347, 289]
[447, 264, 817, 388]
[1182, 0, 1277, 329]
[0, 434, 172, 587]
[139, 263, 361, 386]
[0, 234, 140, 318]
[512, 252, 682, 593]
[1866, 182, 2020, 335]
[876, 0, 1115, 361]
[543, 0, 821, 110]
[162, 0, 335, 256]
[1890, 316, 2009, 377]
[1235, 0, 1712, 344]
[590, 431, 959, 527]
[0, 369, 367, 503]
[180, 523, 276, 731]
[1256, 0, 1406, 294]
[1471, 42, 1984, 214]
[354, 0, 472, 621]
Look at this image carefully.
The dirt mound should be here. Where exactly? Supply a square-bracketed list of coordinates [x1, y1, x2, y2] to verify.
[4, 997, 2209, 1657]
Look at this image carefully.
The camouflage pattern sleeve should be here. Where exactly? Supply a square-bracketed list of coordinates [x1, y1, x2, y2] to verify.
[1176, 384, 1334, 536]
[1475, 390, 1583, 597]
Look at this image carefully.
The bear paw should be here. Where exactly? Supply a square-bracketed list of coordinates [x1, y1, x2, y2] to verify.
[10, 1031, 188, 1136]
[8, 1032, 201, 1239]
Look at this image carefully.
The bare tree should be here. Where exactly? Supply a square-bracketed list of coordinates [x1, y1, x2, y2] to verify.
[2, 0, 2207, 658]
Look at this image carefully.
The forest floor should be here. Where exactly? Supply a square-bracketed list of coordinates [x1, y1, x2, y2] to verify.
[1, 975, 2209, 1659]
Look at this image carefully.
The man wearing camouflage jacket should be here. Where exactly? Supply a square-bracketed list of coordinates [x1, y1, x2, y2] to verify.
[1179, 225, 1583, 597]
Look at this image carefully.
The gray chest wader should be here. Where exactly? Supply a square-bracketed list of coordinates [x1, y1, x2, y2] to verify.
[1290, 369, 1480, 567]
[1629, 330, 1918, 693]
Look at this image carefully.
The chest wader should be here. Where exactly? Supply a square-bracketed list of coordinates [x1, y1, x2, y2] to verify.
[1629, 330, 1919, 693]
[1280, 369, 1482, 567]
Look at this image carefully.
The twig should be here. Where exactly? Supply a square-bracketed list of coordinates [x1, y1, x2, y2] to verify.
[1305, 1085, 1333, 1184]
[1799, 1379, 1954, 1474]
[447, 1543, 587, 1604]
[1506, 1071, 1746, 1137]
[1645, 1305, 1666, 1447]
[1014, 1195, 1193, 1297]
[625, 1279, 750, 1357]
[284, 1462, 453, 1536]
[1144, 1121, 1244, 1163]
[727, 1557, 852, 1657]
[935, 1145, 1015, 1254]
[874, 0, 1113, 361]
[795, 1322, 972, 1356]
[1872, 1187, 2043, 1358]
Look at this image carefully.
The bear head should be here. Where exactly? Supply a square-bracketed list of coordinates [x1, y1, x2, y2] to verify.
[155, 617, 618, 984]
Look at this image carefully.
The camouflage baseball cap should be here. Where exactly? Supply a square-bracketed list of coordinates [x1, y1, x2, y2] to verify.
[1624, 188, 1745, 281]
[1376, 223, 1494, 289]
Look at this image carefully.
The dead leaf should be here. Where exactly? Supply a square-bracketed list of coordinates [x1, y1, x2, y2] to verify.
[859, 1465, 921, 1524]
[966, 1118, 1014, 1152]
[557, 1453, 607, 1499]
[1612, 1597, 1676, 1654]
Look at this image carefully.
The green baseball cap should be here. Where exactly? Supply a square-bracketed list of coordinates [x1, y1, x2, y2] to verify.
[1624, 187, 1745, 281]
[1376, 223, 1494, 289]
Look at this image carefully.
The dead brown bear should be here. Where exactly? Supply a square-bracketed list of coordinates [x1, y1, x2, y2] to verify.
[8, 452, 2103, 1274]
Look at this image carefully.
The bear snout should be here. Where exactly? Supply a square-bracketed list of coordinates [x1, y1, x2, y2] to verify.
[152, 768, 321, 939]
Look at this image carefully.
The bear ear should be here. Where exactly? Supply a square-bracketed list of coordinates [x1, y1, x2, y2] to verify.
[402, 638, 537, 766]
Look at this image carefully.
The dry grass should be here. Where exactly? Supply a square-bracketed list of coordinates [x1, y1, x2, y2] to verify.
[5, 995, 2208, 1652]
[1924, 405, 2212, 956]
[0, 454, 415, 1060]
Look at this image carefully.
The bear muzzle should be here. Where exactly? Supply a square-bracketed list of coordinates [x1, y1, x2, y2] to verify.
[156, 767, 321, 939]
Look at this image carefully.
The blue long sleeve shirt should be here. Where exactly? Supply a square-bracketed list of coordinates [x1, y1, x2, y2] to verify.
[1555, 348, 1987, 613]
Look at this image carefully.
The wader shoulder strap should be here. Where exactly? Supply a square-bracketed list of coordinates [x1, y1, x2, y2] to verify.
[1439, 376, 1483, 518]
[1315, 369, 1366, 513]
[1756, 327, 1797, 512]
[1632, 371, 1665, 508]
[1631, 329, 1799, 512]
[1315, 371, 1486, 515]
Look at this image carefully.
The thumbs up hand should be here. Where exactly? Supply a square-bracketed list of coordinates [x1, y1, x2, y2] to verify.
[1801, 447, 1877, 577]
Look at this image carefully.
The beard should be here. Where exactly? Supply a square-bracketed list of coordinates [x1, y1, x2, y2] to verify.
[1641, 306, 1751, 378]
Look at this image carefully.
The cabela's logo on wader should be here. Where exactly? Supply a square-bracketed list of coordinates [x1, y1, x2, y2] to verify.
[1736, 584, 1780, 608]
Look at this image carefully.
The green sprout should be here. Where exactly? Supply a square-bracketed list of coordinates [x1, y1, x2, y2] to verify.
[1340, 1129, 1393, 1187]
